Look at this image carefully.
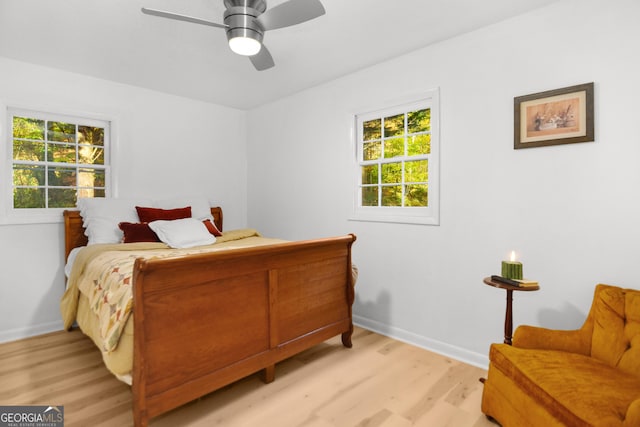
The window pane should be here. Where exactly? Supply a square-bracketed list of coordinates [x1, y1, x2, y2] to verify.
[405, 184, 428, 207]
[384, 114, 404, 137]
[405, 160, 428, 183]
[78, 188, 105, 199]
[381, 185, 402, 206]
[361, 165, 378, 185]
[48, 166, 77, 187]
[363, 119, 381, 141]
[13, 140, 45, 161]
[362, 187, 378, 206]
[408, 109, 430, 133]
[381, 162, 402, 184]
[384, 137, 404, 158]
[78, 146, 105, 165]
[48, 188, 77, 208]
[408, 134, 431, 156]
[13, 117, 44, 140]
[79, 168, 106, 188]
[13, 164, 45, 186]
[47, 143, 77, 163]
[14, 188, 45, 208]
[47, 121, 76, 143]
[363, 141, 381, 161]
[78, 126, 104, 146]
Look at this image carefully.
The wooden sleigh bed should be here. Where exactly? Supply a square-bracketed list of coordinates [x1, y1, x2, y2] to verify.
[62, 207, 357, 426]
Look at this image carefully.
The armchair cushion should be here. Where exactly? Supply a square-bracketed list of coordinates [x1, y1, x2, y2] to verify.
[488, 344, 640, 426]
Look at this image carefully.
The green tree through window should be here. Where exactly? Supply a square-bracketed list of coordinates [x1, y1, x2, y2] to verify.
[359, 108, 431, 208]
[11, 110, 109, 209]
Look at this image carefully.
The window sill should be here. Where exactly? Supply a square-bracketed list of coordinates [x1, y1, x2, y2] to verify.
[349, 211, 439, 226]
[0, 210, 65, 225]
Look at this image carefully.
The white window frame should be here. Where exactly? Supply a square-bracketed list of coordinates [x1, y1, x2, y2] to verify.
[350, 89, 440, 225]
[1, 106, 114, 224]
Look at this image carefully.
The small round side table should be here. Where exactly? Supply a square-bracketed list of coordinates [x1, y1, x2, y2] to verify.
[483, 277, 539, 345]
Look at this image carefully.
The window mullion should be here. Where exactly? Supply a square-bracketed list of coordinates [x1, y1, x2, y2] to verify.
[44, 121, 49, 209]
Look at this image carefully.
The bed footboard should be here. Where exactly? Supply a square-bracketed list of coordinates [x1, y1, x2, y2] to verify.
[131, 234, 356, 426]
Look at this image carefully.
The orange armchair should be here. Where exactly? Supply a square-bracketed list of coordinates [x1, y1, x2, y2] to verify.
[481, 284, 640, 426]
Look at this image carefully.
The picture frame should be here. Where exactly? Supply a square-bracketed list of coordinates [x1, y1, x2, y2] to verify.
[514, 82, 594, 149]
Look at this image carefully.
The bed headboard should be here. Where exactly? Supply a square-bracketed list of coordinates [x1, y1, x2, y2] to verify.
[62, 206, 223, 260]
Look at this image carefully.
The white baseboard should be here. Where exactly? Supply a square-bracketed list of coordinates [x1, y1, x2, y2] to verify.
[1, 317, 490, 370]
[0, 320, 65, 344]
[353, 314, 489, 370]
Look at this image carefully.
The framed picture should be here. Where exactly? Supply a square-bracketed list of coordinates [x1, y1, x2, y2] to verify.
[514, 82, 594, 149]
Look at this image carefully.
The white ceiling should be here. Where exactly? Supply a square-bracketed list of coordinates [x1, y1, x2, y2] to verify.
[0, 0, 561, 110]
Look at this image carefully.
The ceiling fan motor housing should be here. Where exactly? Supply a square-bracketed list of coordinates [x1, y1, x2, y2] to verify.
[223, 0, 266, 44]
[223, 0, 267, 12]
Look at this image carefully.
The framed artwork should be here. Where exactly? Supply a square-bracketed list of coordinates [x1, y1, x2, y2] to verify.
[514, 82, 594, 149]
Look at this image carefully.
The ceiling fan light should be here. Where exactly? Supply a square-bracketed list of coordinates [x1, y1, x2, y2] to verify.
[229, 36, 262, 56]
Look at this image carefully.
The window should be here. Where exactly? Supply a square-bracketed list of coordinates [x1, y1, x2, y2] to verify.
[351, 90, 439, 225]
[8, 108, 110, 215]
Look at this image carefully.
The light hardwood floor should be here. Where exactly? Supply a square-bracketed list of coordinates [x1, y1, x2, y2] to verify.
[0, 327, 496, 426]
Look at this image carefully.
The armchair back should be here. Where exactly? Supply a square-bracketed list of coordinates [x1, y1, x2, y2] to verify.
[590, 284, 640, 377]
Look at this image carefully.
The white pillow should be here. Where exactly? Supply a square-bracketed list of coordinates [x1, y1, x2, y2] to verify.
[153, 196, 214, 222]
[149, 218, 216, 249]
[77, 197, 152, 244]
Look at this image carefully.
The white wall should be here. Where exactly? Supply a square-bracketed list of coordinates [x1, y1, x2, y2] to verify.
[0, 58, 248, 342]
[247, 0, 640, 367]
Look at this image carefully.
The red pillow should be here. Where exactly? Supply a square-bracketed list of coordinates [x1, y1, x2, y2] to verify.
[119, 222, 160, 243]
[203, 219, 223, 236]
[136, 206, 191, 222]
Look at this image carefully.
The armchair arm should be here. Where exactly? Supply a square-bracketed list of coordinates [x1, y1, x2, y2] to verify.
[513, 325, 592, 355]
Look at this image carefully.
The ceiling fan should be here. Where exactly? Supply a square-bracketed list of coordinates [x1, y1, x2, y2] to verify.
[141, 0, 326, 71]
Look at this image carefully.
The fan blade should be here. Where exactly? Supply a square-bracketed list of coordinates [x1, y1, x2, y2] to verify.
[249, 45, 275, 71]
[141, 8, 228, 29]
[255, 0, 325, 31]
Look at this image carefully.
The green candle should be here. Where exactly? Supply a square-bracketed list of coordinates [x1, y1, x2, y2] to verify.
[502, 251, 523, 279]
